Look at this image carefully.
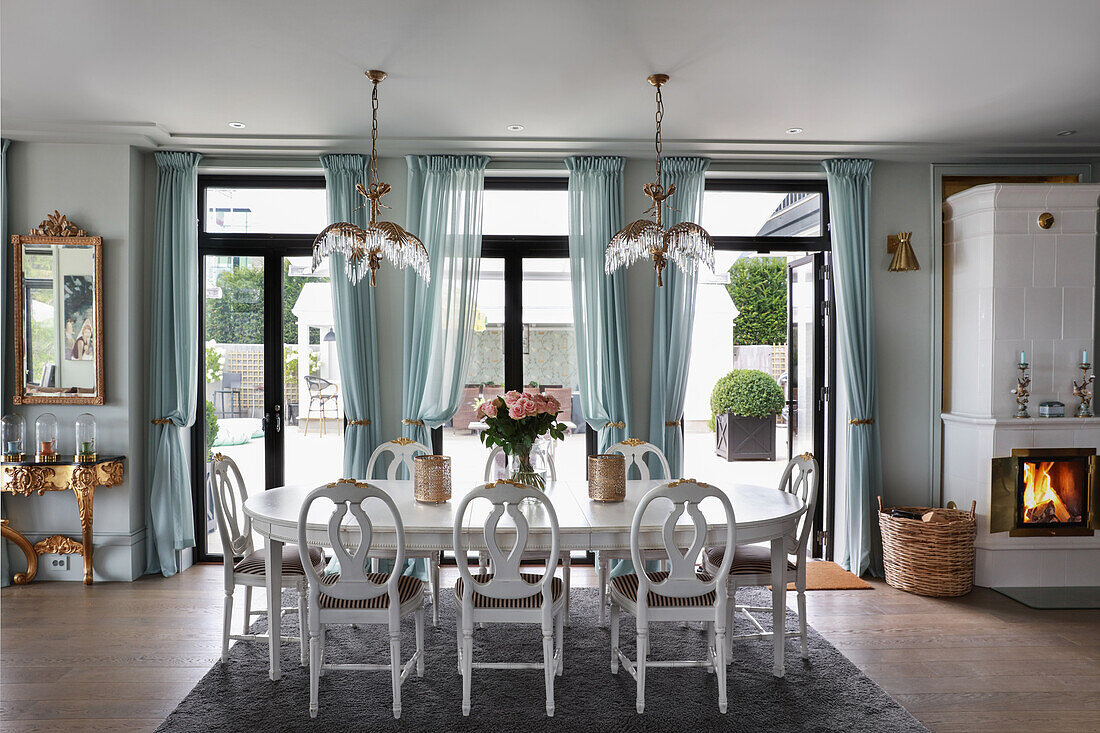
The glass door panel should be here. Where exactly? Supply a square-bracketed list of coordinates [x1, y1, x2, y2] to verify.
[201, 255, 266, 556]
[282, 256, 343, 488]
[788, 256, 817, 460]
[522, 258, 585, 486]
[444, 257, 505, 485]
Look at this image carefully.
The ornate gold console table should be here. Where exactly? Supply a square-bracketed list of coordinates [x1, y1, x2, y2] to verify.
[1, 456, 125, 585]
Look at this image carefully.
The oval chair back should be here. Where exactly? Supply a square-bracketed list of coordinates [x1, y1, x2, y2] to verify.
[366, 438, 432, 480]
[630, 480, 736, 618]
[297, 480, 407, 620]
[781, 453, 820, 556]
[607, 439, 671, 481]
[209, 454, 253, 580]
[453, 480, 560, 609]
[483, 444, 558, 482]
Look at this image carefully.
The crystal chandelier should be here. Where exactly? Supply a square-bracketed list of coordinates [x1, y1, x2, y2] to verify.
[312, 70, 430, 287]
[605, 74, 715, 287]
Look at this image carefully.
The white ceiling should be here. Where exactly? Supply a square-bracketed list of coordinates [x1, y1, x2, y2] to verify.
[3, 0, 1099, 160]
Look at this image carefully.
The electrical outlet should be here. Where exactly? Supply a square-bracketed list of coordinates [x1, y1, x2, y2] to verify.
[50, 555, 71, 571]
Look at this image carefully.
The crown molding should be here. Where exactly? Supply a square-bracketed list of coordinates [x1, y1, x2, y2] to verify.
[3, 118, 1100, 162]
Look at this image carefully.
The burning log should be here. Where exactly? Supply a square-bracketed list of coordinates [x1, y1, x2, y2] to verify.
[1025, 500, 1057, 524]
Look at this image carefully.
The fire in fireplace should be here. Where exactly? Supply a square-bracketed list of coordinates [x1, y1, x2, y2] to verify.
[991, 448, 1098, 536]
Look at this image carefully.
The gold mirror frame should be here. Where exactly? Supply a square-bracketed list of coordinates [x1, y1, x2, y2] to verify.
[11, 227, 105, 405]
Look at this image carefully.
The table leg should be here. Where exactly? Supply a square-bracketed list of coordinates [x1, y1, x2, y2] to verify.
[266, 537, 284, 681]
[72, 473, 96, 585]
[1, 520, 37, 584]
[771, 537, 786, 678]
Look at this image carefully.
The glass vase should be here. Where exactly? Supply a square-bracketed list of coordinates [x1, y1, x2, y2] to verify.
[509, 443, 546, 493]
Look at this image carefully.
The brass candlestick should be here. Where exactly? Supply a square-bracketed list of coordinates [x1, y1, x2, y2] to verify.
[1011, 363, 1031, 418]
[1073, 362, 1094, 418]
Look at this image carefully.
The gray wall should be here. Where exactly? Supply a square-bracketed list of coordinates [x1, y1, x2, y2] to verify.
[5, 142, 147, 581]
[4, 144, 1096, 581]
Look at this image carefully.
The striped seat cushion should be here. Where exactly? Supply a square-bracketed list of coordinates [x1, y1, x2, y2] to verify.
[610, 570, 716, 607]
[318, 572, 423, 609]
[453, 572, 563, 609]
[704, 544, 796, 574]
[234, 545, 325, 576]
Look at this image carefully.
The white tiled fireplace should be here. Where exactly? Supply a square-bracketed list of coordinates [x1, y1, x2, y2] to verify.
[942, 183, 1100, 588]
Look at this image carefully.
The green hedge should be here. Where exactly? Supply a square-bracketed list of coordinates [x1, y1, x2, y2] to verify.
[709, 369, 784, 422]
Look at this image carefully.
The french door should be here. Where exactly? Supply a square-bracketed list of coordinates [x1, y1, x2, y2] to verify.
[191, 175, 335, 561]
[787, 253, 834, 558]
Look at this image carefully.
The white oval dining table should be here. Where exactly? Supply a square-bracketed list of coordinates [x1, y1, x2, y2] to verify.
[244, 478, 805, 682]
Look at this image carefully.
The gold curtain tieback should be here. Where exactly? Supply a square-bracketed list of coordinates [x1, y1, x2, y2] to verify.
[151, 418, 174, 426]
[665, 420, 681, 427]
[348, 419, 371, 426]
[849, 418, 875, 426]
[403, 418, 425, 426]
[604, 421, 625, 429]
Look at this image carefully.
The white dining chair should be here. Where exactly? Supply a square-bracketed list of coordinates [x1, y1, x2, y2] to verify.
[298, 480, 426, 719]
[596, 439, 673, 625]
[703, 453, 819, 659]
[209, 454, 324, 666]
[479, 447, 569, 620]
[609, 479, 736, 714]
[364, 437, 442, 626]
[453, 480, 566, 717]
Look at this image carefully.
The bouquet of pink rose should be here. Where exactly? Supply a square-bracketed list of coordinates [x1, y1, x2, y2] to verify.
[475, 390, 567, 488]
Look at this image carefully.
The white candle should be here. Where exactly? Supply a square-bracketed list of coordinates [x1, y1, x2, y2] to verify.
[1084, 349, 1090, 365]
[1018, 351, 1027, 365]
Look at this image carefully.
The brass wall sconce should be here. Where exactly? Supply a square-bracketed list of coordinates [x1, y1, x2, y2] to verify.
[887, 232, 920, 272]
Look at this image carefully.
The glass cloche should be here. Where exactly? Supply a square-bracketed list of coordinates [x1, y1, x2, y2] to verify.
[75, 413, 97, 462]
[34, 413, 59, 463]
[2, 414, 27, 461]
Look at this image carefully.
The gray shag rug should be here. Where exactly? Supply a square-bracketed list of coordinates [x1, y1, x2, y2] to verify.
[157, 586, 926, 732]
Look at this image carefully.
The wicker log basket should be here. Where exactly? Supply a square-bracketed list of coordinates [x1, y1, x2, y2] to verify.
[877, 497, 977, 597]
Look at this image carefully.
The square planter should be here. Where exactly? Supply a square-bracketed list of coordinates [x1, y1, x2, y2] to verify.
[715, 412, 777, 461]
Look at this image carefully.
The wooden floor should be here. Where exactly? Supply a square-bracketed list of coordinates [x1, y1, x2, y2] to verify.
[2, 563, 1098, 732]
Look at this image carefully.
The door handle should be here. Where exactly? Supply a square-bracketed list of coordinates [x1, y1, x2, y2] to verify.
[274, 404, 282, 433]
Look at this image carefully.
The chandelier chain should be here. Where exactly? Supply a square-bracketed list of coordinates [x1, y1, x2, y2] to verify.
[654, 82, 664, 186]
[370, 79, 380, 185]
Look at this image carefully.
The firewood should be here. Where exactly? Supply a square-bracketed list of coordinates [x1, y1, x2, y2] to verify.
[921, 510, 951, 523]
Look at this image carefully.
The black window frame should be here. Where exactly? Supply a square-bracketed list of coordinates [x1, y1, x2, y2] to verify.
[192, 173, 327, 563]
[704, 178, 830, 252]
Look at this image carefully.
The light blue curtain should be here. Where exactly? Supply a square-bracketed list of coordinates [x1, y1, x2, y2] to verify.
[399, 154, 488, 582]
[1, 139, 10, 587]
[402, 154, 489, 446]
[565, 156, 632, 452]
[146, 151, 202, 577]
[647, 157, 710, 478]
[822, 159, 883, 577]
[320, 154, 383, 478]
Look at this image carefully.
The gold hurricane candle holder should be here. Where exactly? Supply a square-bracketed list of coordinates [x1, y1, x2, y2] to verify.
[413, 454, 451, 503]
[587, 453, 627, 502]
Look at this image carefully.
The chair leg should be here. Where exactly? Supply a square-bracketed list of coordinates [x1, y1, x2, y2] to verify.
[455, 608, 464, 674]
[555, 609, 564, 676]
[308, 628, 321, 718]
[598, 556, 609, 626]
[636, 628, 648, 714]
[242, 585, 252, 636]
[477, 550, 488, 574]
[415, 609, 425, 677]
[543, 627, 555, 717]
[797, 588, 809, 659]
[610, 601, 620, 673]
[706, 622, 716, 674]
[390, 630, 402, 719]
[461, 627, 473, 716]
[716, 620, 728, 713]
[727, 585, 737, 657]
[431, 555, 440, 627]
[298, 586, 308, 667]
[221, 588, 234, 662]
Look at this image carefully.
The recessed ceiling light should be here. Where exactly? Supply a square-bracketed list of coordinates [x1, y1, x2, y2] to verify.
[785, 127, 804, 135]
[506, 124, 525, 132]
[1056, 129, 1077, 137]
[228, 121, 246, 129]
